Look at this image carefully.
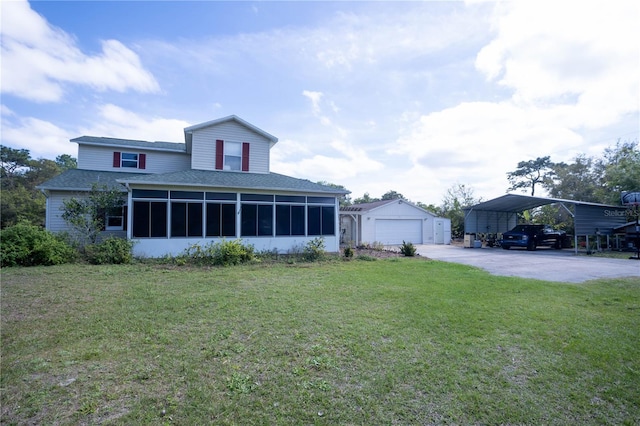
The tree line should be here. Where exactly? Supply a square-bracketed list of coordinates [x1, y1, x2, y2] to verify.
[2, 140, 638, 238]
[1, 147, 76, 228]
[506, 139, 639, 205]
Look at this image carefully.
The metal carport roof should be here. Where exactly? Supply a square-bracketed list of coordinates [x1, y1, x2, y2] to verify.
[463, 193, 615, 213]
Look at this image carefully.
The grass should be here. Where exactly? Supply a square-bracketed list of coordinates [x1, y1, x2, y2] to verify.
[584, 250, 640, 260]
[2, 258, 639, 425]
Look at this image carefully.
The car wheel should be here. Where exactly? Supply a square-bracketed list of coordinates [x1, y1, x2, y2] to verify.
[527, 240, 536, 251]
[554, 239, 561, 249]
[501, 245, 510, 250]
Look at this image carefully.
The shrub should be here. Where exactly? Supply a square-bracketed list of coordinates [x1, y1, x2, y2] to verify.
[399, 240, 417, 257]
[0, 222, 76, 267]
[343, 246, 354, 258]
[179, 239, 255, 266]
[303, 237, 326, 262]
[84, 237, 133, 265]
[216, 239, 255, 266]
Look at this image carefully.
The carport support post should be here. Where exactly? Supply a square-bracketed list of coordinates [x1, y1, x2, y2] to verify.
[634, 205, 640, 260]
[557, 202, 578, 255]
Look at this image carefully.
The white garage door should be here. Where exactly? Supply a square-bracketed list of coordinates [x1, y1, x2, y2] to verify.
[374, 219, 422, 245]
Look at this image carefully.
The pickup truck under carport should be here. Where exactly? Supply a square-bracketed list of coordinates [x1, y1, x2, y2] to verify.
[500, 224, 566, 250]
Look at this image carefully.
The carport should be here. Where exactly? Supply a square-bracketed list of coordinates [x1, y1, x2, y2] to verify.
[463, 194, 629, 253]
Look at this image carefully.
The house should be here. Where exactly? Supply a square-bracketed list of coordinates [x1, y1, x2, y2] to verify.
[340, 199, 451, 246]
[38, 115, 348, 257]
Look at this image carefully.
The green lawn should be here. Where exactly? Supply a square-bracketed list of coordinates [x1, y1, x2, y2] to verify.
[2, 259, 639, 425]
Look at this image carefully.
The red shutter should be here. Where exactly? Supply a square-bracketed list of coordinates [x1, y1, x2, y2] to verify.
[242, 142, 250, 172]
[113, 152, 121, 168]
[215, 140, 224, 170]
[138, 153, 146, 169]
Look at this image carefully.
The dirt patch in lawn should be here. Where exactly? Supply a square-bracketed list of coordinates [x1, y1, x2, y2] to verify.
[351, 247, 427, 259]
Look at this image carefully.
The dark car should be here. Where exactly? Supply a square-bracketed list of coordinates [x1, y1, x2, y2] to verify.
[500, 224, 566, 251]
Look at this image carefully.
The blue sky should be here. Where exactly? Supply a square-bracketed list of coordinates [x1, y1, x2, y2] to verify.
[2, 0, 638, 205]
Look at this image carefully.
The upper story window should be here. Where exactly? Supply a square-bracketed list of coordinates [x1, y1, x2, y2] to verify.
[224, 142, 242, 171]
[113, 151, 146, 169]
[216, 139, 249, 172]
[121, 153, 139, 168]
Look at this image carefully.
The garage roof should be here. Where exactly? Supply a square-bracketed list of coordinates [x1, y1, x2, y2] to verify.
[464, 193, 620, 212]
[340, 199, 398, 212]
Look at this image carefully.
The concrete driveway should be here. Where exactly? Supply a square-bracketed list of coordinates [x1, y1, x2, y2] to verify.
[415, 244, 640, 283]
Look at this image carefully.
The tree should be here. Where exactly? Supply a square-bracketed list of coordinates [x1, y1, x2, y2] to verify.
[316, 181, 351, 206]
[416, 201, 442, 216]
[352, 192, 378, 204]
[1, 146, 31, 189]
[61, 184, 126, 248]
[25, 158, 62, 187]
[55, 154, 77, 171]
[0, 146, 77, 229]
[380, 190, 405, 201]
[441, 183, 481, 238]
[546, 155, 601, 202]
[507, 156, 555, 196]
[595, 140, 640, 205]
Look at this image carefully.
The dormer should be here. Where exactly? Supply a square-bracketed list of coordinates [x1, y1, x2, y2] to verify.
[184, 115, 278, 174]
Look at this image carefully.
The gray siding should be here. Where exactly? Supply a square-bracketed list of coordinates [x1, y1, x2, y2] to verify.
[464, 210, 518, 234]
[190, 121, 270, 173]
[46, 191, 78, 233]
[575, 204, 628, 235]
[78, 145, 190, 173]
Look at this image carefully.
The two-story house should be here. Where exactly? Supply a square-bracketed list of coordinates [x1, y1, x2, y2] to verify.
[38, 115, 348, 257]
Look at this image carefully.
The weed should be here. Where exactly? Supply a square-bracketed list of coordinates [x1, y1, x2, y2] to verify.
[356, 254, 377, 261]
[226, 373, 256, 394]
[358, 241, 385, 251]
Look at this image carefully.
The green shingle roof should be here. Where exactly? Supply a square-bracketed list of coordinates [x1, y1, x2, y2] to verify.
[118, 169, 348, 195]
[72, 136, 186, 152]
[38, 169, 348, 196]
[37, 170, 145, 192]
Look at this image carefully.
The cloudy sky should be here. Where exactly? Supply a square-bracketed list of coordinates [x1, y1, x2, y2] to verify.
[1, 0, 638, 205]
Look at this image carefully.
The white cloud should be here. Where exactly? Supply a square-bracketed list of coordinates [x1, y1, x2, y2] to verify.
[0, 0, 160, 102]
[476, 1, 639, 114]
[0, 104, 191, 160]
[79, 104, 190, 142]
[388, 0, 639, 201]
[1, 109, 75, 159]
[302, 90, 323, 115]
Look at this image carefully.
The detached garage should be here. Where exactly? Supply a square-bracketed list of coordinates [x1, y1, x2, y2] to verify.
[340, 199, 451, 246]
